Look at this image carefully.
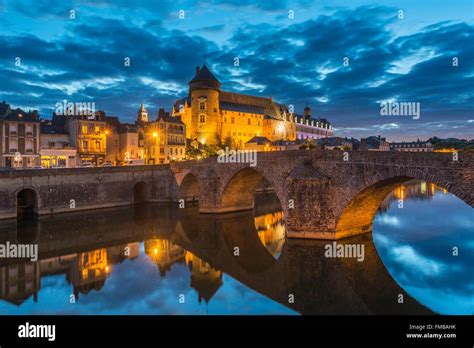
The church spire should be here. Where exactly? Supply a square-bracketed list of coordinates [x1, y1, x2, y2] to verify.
[137, 103, 148, 123]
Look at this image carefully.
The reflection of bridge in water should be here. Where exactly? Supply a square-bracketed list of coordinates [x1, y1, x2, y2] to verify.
[0, 197, 432, 315]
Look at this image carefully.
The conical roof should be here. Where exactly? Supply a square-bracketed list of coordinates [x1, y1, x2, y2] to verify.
[189, 64, 221, 91]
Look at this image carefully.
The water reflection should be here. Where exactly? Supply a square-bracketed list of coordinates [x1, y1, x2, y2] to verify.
[0, 185, 471, 315]
[373, 180, 474, 315]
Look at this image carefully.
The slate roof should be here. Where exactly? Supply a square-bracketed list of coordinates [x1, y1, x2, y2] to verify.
[246, 136, 272, 145]
[156, 108, 184, 125]
[1, 108, 40, 122]
[189, 64, 220, 84]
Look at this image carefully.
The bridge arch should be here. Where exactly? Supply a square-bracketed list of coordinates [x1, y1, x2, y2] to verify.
[334, 167, 472, 239]
[133, 181, 149, 204]
[16, 188, 39, 218]
[218, 167, 285, 213]
[179, 173, 199, 203]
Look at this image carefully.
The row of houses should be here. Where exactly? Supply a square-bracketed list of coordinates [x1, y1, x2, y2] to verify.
[245, 135, 433, 152]
[0, 101, 187, 168]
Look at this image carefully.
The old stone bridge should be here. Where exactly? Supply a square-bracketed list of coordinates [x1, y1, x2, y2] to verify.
[0, 149, 472, 239]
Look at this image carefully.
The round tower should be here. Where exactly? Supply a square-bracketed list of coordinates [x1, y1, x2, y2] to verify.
[188, 64, 221, 145]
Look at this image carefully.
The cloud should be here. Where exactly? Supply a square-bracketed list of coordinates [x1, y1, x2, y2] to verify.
[0, 2, 472, 139]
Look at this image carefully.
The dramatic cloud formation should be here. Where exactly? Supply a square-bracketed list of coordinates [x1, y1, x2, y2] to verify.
[1, 0, 473, 140]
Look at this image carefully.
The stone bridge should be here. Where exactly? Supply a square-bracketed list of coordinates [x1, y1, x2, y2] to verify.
[171, 149, 473, 239]
[0, 149, 472, 240]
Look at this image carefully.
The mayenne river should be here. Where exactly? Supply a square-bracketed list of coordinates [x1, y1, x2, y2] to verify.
[0, 180, 472, 315]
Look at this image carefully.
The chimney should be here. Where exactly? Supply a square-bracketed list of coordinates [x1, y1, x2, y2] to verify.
[196, 66, 200, 75]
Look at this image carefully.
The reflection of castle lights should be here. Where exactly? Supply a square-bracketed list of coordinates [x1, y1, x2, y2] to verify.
[421, 181, 426, 194]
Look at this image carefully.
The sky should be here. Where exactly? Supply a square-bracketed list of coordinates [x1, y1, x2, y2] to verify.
[0, 0, 473, 141]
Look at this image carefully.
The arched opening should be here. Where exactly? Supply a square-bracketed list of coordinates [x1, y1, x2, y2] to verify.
[220, 167, 282, 212]
[16, 189, 38, 218]
[133, 182, 149, 204]
[335, 177, 412, 237]
[179, 173, 199, 205]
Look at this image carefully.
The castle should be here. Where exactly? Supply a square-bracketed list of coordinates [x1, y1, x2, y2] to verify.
[172, 64, 332, 148]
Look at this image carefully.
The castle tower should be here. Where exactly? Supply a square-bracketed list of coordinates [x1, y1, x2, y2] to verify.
[137, 103, 148, 123]
[188, 64, 221, 145]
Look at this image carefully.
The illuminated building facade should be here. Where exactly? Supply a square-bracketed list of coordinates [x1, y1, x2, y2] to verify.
[140, 107, 186, 164]
[0, 101, 41, 168]
[173, 64, 303, 148]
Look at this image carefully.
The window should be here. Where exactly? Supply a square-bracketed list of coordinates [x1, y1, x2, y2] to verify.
[199, 102, 206, 111]
[9, 139, 18, 152]
[231, 117, 235, 124]
[95, 141, 101, 150]
[25, 139, 34, 153]
[95, 126, 100, 134]
[199, 114, 206, 123]
[160, 148, 164, 155]
[81, 125, 88, 134]
[247, 119, 251, 125]
[25, 124, 33, 136]
[9, 123, 17, 135]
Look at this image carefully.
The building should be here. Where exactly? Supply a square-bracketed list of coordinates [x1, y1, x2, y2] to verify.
[295, 106, 333, 140]
[62, 111, 107, 165]
[142, 108, 186, 164]
[40, 117, 77, 168]
[317, 137, 353, 150]
[173, 64, 300, 148]
[0, 102, 41, 168]
[390, 140, 433, 152]
[359, 135, 390, 151]
[105, 116, 141, 165]
[0, 262, 41, 305]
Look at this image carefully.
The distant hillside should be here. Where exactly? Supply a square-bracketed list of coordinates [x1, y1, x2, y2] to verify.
[428, 137, 474, 151]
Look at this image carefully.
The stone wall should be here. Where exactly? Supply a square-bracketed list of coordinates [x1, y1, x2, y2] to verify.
[0, 165, 175, 219]
[1, 149, 472, 239]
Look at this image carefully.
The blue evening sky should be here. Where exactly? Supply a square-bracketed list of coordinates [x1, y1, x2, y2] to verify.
[0, 0, 473, 140]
